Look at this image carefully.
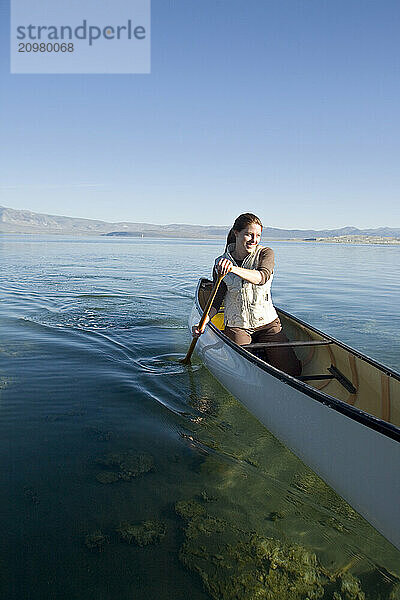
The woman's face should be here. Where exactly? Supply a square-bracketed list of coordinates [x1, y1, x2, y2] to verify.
[234, 223, 262, 257]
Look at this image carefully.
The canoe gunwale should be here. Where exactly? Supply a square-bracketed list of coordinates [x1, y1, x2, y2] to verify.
[195, 278, 400, 444]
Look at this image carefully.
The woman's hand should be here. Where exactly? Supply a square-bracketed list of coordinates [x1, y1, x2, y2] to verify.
[192, 317, 209, 337]
[216, 258, 233, 276]
[191, 306, 217, 338]
[192, 315, 209, 337]
[192, 324, 205, 338]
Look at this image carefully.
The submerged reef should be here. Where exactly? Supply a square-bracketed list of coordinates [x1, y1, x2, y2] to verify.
[95, 471, 120, 484]
[175, 497, 372, 600]
[82, 520, 166, 552]
[175, 499, 206, 520]
[95, 451, 155, 483]
[117, 520, 166, 546]
[84, 530, 109, 551]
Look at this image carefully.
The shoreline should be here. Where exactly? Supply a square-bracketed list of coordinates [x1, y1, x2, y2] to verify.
[304, 235, 400, 245]
[1, 232, 400, 245]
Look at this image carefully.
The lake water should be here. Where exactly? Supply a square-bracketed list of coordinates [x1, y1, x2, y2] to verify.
[1, 235, 399, 600]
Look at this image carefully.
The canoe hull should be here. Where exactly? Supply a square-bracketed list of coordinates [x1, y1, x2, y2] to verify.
[189, 302, 400, 551]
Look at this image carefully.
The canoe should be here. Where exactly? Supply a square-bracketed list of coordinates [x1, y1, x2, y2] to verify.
[189, 278, 400, 551]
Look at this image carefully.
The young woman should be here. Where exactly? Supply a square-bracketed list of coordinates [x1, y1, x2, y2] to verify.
[193, 213, 301, 376]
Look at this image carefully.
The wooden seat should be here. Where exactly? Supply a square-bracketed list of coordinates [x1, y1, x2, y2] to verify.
[242, 340, 333, 350]
[299, 365, 357, 394]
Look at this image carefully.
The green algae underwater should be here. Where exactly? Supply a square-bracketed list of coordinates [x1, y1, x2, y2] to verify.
[172, 372, 400, 600]
[176, 498, 371, 600]
[78, 365, 400, 600]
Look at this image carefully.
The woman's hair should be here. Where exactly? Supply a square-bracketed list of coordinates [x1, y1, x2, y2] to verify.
[225, 213, 263, 250]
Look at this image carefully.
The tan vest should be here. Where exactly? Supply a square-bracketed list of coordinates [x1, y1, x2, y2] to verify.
[216, 244, 278, 329]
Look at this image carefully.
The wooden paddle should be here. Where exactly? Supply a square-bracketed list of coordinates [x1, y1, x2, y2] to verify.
[182, 274, 225, 365]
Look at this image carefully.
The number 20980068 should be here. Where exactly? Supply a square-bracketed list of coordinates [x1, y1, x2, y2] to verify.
[18, 42, 74, 52]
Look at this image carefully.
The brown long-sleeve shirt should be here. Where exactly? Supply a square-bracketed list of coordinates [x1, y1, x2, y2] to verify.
[212, 247, 275, 312]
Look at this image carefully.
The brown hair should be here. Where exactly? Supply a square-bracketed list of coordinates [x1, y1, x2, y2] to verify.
[225, 213, 263, 251]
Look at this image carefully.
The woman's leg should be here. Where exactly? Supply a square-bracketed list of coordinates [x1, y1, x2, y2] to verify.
[253, 319, 302, 376]
[223, 326, 252, 345]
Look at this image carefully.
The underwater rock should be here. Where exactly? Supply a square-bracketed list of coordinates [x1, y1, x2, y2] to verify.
[95, 471, 120, 484]
[84, 530, 109, 551]
[119, 453, 155, 480]
[95, 451, 155, 481]
[182, 532, 328, 600]
[339, 573, 366, 600]
[117, 520, 166, 546]
[94, 451, 155, 484]
[175, 499, 206, 520]
[185, 514, 226, 542]
[176, 496, 371, 600]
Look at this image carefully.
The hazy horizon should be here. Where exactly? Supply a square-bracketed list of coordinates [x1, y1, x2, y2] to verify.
[1, 203, 399, 232]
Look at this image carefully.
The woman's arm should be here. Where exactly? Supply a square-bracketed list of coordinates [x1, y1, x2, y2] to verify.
[216, 258, 262, 284]
[230, 265, 263, 284]
[216, 248, 274, 285]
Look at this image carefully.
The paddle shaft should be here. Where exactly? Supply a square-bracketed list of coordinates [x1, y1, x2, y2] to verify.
[182, 274, 225, 364]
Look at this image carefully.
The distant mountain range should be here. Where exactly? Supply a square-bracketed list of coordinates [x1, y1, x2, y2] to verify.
[1, 205, 399, 239]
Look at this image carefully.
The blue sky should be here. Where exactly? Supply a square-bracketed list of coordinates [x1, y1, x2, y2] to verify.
[1, 0, 399, 229]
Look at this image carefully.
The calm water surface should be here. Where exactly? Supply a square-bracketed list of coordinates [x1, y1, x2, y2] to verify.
[0, 235, 399, 599]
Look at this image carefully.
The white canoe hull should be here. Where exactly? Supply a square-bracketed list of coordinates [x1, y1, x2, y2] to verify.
[189, 300, 400, 551]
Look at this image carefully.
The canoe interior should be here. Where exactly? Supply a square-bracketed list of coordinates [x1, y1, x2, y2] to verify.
[198, 280, 400, 428]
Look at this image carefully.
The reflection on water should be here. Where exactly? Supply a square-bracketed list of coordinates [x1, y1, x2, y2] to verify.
[0, 236, 399, 599]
